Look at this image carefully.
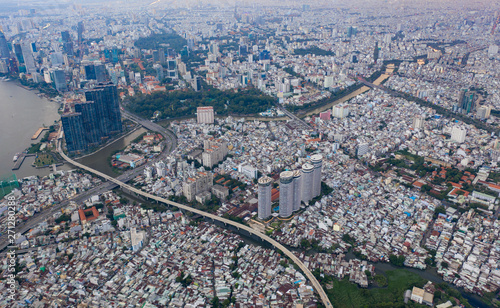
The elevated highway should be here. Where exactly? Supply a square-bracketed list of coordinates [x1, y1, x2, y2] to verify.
[57, 142, 332, 308]
[0, 112, 177, 252]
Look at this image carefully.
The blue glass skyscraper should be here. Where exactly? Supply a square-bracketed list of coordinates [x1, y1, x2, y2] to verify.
[61, 113, 87, 153]
[84, 82, 122, 136]
[0, 32, 10, 59]
[62, 83, 122, 153]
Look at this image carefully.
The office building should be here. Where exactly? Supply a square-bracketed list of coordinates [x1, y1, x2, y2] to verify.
[154, 63, 164, 81]
[239, 164, 258, 179]
[258, 176, 272, 220]
[0, 59, 8, 73]
[412, 115, 424, 130]
[133, 72, 140, 84]
[477, 106, 491, 119]
[21, 42, 35, 73]
[347, 26, 357, 38]
[301, 163, 314, 204]
[324, 76, 334, 89]
[61, 31, 73, 56]
[0, 32, 10, 59]
[488, 44, 499, 57]
[183, 171, 213, 202]
[61, 113, 87, 153]
[53, 70, 67, 91]
[61, 31, 70, 43]
[167, 59, 177, 77]
[159, 48, 165, 64]
[187, 37, 195, 51]
[357, 142, 369, 156]
[279, 171, 294, 218]
[209, 43, 219, 56]
[63, 83, 122, 153]
[197, 106, 214, 124]
[74, 101, 101, 147]
[14, 43, 23, 64]
[84, 82, 122, 135]
[259, 50, 270, 61]
[458, 89, 476, 114]
[152, 50, 160, 63]
[192, 76, 202, 91]
[130, 227, 145, 252]
[451, 126, 466, 143]
[85, 65, 96, 80]
[50, 52, 64, 67]
[94, 64, 107, 83]
[293, 170, 302, 212]
[311, 154, 323, 198]
[77, 22, 84, 46]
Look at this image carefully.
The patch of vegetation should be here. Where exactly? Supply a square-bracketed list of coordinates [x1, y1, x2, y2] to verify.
[388, 254, 406, 267]
[27, 143, 42, 154]
[294, 46, 335, 56]
[18, 75, 59, 98]
[125, 87, 274, 119]
[325, 269, 426, 308]
[34, 153, 55, 167]
[134, 31, 187, 52]
[481, 291, 500, 307]
[373, 275, 387, 287]
[55, 214, 71, 224]
[175, 271, 193, 287]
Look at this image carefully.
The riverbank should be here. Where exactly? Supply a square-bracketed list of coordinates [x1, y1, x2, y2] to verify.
[0, 79, 65, 178]
[76, 128, 148, 177]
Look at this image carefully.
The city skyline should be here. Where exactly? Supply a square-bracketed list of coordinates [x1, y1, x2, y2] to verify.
[0, 0, 500, 307]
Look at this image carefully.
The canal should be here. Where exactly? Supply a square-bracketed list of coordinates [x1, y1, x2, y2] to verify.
[76, 128, 147, 177]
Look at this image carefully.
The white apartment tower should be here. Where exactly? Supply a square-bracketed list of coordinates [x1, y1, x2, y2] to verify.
[451, 126, 466, 143]
[202, 139, 228, 168]
[197, 106, 214, 124]
[182, 171, 214, 202]
[301, 163, 314, 204]
[258, 176, 272, 220]
[310, 154, 323, 198]
[279, 171, 294, 218]
[292, 170, 302, 212]
[333, 105, 349, 118]
[412, 115, 424, 130]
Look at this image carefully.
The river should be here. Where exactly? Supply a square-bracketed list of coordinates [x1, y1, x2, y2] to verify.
[0, 80, 73, 179]
[76, 127, 147, 177]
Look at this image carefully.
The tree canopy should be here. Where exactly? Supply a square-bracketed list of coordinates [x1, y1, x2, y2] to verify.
[125, 87, 275, 119]
[134, 32, 187, 52]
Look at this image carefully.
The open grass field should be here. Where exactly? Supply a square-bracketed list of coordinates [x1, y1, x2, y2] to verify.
[326, 269, 426, 308]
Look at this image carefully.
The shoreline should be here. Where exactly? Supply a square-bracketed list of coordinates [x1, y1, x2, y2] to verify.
[3, 77, 60, 102]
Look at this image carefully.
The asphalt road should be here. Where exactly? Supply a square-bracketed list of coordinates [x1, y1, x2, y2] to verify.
[56, 136, 333, 308]
[0, 112, 177, 253]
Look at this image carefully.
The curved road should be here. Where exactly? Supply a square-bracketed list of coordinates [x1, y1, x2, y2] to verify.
[57, 143, 332, 308]
[0, 113, 177, 253]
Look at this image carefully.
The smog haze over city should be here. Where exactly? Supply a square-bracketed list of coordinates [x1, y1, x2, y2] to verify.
[1, 0, 500, 307]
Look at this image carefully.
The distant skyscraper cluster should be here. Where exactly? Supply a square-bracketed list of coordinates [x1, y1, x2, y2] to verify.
[258, 154, 323, 220]
[62, 83, 122, 153]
